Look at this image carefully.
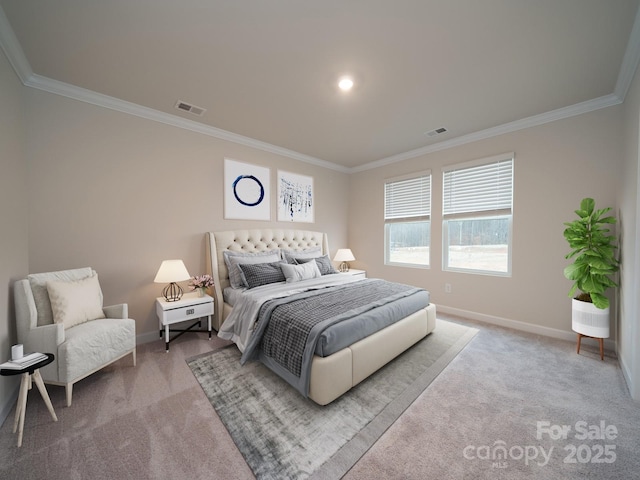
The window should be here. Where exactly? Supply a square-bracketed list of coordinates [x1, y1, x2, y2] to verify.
[442, 154, 513, 275]
[384, 172, 431, 267]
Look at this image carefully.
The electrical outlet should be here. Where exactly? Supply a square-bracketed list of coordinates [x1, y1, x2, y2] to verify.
[445, 283, 452, 294]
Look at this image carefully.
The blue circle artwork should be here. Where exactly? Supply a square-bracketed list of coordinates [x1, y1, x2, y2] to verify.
[233, 175, 265, 207]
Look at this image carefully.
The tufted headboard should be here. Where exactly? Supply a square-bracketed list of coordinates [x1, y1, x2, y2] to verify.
[206, 229, 330, 330]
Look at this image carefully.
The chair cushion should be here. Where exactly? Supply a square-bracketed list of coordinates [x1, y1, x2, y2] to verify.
[28, 268, 95, 326]
[57, 318, 135, 383]
[47, 274, 106, 329]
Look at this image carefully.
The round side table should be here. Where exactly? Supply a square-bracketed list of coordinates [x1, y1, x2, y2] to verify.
[0, 353, 58, 447]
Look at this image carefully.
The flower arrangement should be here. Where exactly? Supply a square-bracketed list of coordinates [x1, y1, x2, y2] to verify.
[189, 274, 214, 290]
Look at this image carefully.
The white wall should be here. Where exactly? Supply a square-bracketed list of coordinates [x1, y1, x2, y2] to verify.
[0, 48, 29, 419]
[349, 106, 623, 340]
[619, 60, 640, 400]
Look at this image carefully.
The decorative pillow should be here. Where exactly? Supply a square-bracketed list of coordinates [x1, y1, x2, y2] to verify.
[280, 261, 322, 283]
[28, 267, 95, 326]
[238, 262, 286, 289]
[295, 255, 338, 275]
[223, 249, 280, 289]
[282, 246, 322, 264]
[46, 274, 106, 329]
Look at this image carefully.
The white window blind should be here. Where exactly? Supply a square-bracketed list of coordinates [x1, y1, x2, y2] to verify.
[443, 157, 513, 217]
[385, 174, 431, 220]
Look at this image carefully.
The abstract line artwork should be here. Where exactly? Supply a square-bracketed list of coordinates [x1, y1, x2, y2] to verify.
[224, 158, 271, 220]
[277, 171, 314, 223]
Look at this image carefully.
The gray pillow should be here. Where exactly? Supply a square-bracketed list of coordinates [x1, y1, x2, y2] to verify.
[223, 249, 280, 289]
[294, 255, 338, 275]
[238, 262, 286, 289]
[282, 246, 322, 264]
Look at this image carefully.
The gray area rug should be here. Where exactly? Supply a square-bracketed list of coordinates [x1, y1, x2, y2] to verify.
[188, 319, 478, 480]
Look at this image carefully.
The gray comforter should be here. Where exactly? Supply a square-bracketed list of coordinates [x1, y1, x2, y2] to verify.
[240, 279, 429, 397]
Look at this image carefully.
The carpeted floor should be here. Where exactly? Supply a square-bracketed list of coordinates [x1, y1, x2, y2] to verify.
[187, 320, 477, 480]
[1, 313, 639, 479]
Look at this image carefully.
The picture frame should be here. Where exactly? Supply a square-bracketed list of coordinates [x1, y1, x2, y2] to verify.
[224, 158, 271, 221]
[277, 170, 314, 223]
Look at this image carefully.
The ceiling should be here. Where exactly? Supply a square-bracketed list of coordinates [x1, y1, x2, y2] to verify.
[1, 0, 639, 171]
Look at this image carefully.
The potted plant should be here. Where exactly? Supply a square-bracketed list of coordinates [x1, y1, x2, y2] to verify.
[563, 198, 619, 352]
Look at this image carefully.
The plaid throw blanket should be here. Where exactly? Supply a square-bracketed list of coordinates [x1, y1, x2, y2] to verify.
[257, 279, 417, 378]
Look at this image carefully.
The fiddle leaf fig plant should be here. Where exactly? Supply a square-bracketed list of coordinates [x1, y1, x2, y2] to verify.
[563, 197, 619, 309]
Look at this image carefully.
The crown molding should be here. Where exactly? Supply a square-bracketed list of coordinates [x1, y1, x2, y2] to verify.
[23, 74, 350, 173]
[351, 94, 622, 173]
[0, 6, 32, 82]
[615, 3, 640, 100]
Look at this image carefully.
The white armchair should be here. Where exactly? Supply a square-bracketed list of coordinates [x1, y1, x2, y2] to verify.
[14, 267, 136, 407]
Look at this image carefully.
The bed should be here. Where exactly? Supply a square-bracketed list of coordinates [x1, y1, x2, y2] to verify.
[206, 229, 436, 405]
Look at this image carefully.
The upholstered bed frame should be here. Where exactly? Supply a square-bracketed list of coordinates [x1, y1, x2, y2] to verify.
[206, 229, 436, 405]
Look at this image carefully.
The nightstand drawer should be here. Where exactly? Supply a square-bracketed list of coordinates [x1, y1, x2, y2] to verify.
[160, 301, 213, 325]
[340, 269, 366, 279]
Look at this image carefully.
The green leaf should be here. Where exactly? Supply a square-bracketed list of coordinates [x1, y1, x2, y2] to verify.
[564, 263, 585, 280]
[580, 198, 595, 215]
[590, 292, 609, 309]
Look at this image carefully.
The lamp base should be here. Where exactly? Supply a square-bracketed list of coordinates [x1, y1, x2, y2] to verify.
[339, 262, 350, 272]
[162, 282, 183, 302]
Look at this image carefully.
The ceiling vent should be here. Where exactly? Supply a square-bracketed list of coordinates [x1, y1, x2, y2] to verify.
[175, 100, 206, 117]
[424, 127, 448, 137]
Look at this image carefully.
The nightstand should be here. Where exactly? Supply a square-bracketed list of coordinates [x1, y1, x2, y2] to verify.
[156, 292, 214, 352]
[340, 269, 366, 279]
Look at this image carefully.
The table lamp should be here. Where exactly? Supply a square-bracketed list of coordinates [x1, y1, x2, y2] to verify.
[154, 259, 191, 302]
[333, 249, 355, 272]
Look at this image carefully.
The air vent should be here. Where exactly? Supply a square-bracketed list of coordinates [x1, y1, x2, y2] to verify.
[424, 127, 448, 137]
[175, 100, 206, 116]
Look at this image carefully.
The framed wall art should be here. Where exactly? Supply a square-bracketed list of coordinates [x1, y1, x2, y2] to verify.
[277, 170, 314, 223]
[224, 158, 271, 220]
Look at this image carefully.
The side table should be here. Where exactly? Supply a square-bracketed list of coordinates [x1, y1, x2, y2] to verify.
[156, 292, 214, 352]
[339, 269, 366, 279]
[0, 353, 58, 447]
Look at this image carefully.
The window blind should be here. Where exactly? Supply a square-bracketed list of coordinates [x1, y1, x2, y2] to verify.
[443, 157, 513, 217]
[385, 174, 431, 220]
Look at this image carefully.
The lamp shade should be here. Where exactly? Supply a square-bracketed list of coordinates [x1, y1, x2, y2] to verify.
[333, 249, 355, 262]
[154, 260, 191, 283]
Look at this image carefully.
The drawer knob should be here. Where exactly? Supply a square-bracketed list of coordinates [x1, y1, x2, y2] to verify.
[186, 308, 195, 315]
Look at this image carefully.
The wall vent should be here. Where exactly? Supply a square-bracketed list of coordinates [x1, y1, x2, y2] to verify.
[175, 100, 206, 116]
[424, 127, 448, 137]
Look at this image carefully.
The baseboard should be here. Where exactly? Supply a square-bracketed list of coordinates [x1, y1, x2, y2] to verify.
[619, 354, 634, 397]
[437, 305, 617, 352]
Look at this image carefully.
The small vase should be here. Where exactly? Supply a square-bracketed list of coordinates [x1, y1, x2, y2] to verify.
[197, 287, 205, 297]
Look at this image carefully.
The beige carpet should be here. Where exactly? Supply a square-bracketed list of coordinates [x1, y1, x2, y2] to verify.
[1, 313, 639, 479]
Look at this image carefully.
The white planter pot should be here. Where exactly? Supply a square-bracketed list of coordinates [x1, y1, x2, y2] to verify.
[571, 298, 610, 338]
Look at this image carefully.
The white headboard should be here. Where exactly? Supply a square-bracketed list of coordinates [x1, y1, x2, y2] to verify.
[206, 229, 330, 330]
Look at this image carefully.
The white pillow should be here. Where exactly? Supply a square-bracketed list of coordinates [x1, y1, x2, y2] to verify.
[280, 261, 322, 283]
[47, 274, 106, 329]
[28, 267, 94, 326]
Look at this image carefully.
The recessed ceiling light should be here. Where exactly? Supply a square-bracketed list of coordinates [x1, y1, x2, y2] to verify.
[338, 76, 354, 91]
